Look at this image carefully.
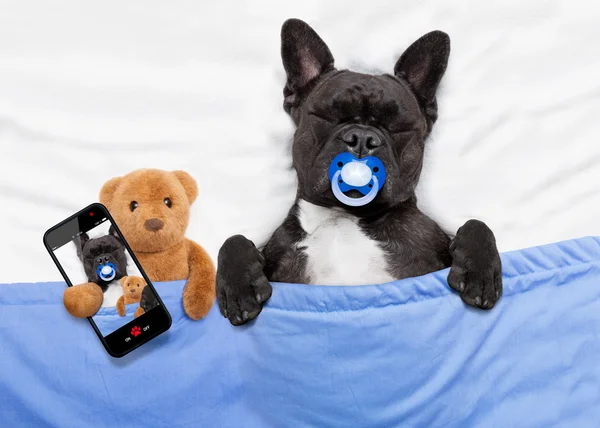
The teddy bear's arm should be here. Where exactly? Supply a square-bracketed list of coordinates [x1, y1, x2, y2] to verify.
[116, 295, 127, 317]
[134, 306, 145, 318]
[63, 282, 104, 318]
[182, 239, 216, 320]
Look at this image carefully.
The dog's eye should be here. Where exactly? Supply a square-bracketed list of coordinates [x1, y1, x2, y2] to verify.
[308, 111, 334, 123]
[164, 197, 172, 208]
[390, 128, 414, 135]
[130, 201, 138, 212]
[387, 122, 415, 135]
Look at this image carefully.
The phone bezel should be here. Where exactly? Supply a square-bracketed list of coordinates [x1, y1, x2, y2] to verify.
[43, 202, 172, 358]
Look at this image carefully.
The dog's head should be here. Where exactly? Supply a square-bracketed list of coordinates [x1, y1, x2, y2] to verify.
[281, 19, 450, 214]
[74, 232, 128, 290]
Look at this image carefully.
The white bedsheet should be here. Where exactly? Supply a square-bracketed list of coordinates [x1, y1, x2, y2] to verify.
[1, 0, 599, 283]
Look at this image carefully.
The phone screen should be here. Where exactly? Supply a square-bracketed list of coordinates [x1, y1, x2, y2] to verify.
[44, 203, 171, 357]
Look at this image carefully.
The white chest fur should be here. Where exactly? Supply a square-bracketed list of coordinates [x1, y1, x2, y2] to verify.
[296, 200, 395, 286]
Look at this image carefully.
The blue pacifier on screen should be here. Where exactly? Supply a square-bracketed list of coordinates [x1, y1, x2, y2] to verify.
[328, 153, 386, 207]
[97, 262, 117, 282]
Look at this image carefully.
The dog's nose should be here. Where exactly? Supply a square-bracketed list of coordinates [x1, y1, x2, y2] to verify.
[341, 127, 382, 156]
[144, 218, 164, 232]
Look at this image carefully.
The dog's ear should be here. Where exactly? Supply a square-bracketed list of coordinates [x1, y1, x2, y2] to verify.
[99, 176, 122, 210]
[172, 170, 198, 204]
[394, 31, 450, 122]
[108, 225, 123, 245]
[281, 19, 335, 114]
[73, 232, 90, 261]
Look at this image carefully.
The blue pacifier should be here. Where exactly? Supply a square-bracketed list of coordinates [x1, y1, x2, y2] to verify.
[97, 262, 117, 282]
[328, 153, 386, 207]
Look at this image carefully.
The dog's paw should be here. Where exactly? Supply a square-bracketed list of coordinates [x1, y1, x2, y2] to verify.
[448, 219, 502, 310]
[216, 235, 272, 326]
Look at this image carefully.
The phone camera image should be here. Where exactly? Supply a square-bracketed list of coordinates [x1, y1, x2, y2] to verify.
[44, 204, 171, 357]
[48, 208, 165, 340]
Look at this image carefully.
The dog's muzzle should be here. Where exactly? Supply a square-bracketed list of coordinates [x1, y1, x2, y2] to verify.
[97, 262, 117, 282]
[328, 153, 386, 207]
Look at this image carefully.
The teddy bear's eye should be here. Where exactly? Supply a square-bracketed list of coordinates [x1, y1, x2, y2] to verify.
[137, 284, 140, 287]
[130, 201, 138, 212]
[164, 197, 172, 208]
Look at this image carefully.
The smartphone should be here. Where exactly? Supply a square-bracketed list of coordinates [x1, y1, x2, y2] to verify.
[43, 203, 171, 357]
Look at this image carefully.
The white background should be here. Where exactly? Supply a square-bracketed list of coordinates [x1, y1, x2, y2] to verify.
[1, 1, 599, 284]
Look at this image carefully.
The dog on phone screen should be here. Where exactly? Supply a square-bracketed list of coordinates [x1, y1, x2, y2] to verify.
[216, 19, 502, 326]
[74, 232, 128, 292]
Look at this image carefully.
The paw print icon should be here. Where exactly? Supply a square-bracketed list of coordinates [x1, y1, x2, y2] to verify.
[130, 326, 141, 337]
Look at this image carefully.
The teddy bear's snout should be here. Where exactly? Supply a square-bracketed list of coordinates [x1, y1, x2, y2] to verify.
[144, 218, 164, 232]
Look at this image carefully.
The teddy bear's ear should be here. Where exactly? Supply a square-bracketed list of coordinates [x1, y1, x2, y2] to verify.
[120, 276, 129, 286]
[172, 170, 198, 204]
[99, 176, 122, 208]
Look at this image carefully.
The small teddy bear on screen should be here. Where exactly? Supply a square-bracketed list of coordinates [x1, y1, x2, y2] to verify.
[116, 275, 146, 317]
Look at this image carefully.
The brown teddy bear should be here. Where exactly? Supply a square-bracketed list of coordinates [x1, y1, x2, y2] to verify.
[116, 275, 146, 317]
[63, 169, 216, 320]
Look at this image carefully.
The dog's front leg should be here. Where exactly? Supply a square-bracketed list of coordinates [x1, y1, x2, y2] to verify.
[216, 235, 272, 326]
[447, 220, 503, 309]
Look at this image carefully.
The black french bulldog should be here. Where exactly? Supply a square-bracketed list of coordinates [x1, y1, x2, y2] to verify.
[217, 19, 502, 326]
[74, 232, 128, 292]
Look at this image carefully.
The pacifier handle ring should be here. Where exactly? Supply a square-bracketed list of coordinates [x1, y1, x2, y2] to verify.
[97, 262, 116, 282]
[331, 171, 380, 207]
[102, 271, 116, 282]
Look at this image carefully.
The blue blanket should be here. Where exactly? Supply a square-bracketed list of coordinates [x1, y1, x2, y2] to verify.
[1, 237, 599, 427]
